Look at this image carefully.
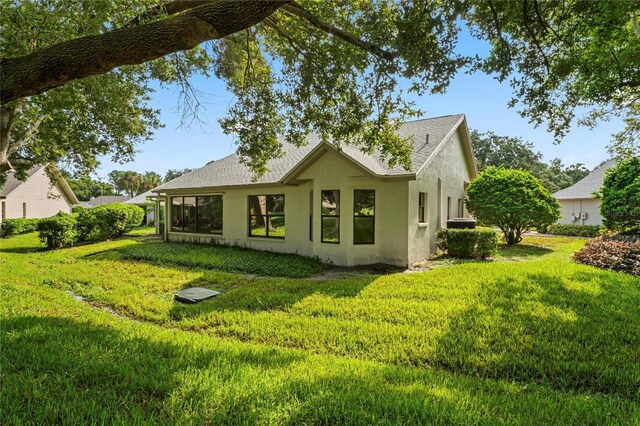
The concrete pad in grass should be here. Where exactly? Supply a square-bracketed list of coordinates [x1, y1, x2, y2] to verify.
[175, 287, 221, 304]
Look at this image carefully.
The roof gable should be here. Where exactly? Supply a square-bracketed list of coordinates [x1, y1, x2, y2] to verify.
[1, 165, 79, 204]
[154, 114, 470, 192]
[553, 159, 618, 200]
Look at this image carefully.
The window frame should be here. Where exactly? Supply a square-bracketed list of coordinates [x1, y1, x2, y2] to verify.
[170, 195, 223, 235]
[321, 190, 340, 244]
[247, 194, 286, 239]
[353, 189, 375, 245]
[418, 192, 426, 223]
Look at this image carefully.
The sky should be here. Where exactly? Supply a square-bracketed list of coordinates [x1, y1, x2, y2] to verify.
[96, 24, 624, 179]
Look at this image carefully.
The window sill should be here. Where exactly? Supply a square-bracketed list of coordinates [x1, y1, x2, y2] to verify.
[168, 231, 223, 238]
[418, 223, 429, 228]
[246, 237, 286, 243]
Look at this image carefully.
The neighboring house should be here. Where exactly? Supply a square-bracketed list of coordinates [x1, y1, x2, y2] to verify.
[0, 165, 78, 222]
[553, 159, 618, 226]
[153, 114, 477, 267]
[83, 195, 131, 207]
[124, 190, 156, 226]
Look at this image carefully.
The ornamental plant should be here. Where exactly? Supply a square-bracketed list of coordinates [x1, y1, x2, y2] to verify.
[76, 203, 144, 242]
[600, 158, 640, 235]
[37, 212, 77, 248]
[466, 167, 560, 245]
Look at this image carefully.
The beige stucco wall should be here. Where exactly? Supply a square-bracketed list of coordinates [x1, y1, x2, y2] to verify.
[407, 128, 473, 265]
[1, 168, 73, 220]
[163, 148, 411, 266]
[557, 198, 603, 226]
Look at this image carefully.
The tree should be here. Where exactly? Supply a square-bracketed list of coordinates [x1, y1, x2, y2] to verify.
[470, 130, 590, 193]
[600, 158, 640, 235]
[465, 167, 560, 245]
[1, 1, 638, 183]
[108, 170, 142, 198]
[61, 171, 117, 202]
[164, 168, 193, 182]
[141, 171, 162, 191]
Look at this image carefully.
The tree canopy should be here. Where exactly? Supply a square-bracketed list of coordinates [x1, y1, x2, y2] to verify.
[600, 157, 640, 235]
[470, 130, 590, 193]
[1, 0, 638, 183]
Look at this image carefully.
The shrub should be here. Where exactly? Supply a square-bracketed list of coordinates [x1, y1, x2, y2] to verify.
[547, 224, 602, 237]
[573, 235, 640, 276]
[76, 203, 144, 241]
[600, 158, 640, 235]
[466, 167, 560, 245]
[71, 205, 85, 213]
[37, 212, 77, 248]
[1, 218, 40, 237]
[435, 227, 498, 259]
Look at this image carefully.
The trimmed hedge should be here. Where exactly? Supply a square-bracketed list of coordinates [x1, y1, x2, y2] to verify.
[573, 235, 640, 276]
[435, 227, 498, 259]
[77, 203, 144, 242]
[547, 224, 602, 238]
[37, 212, 77, 248]
[1, 218, 40, 237]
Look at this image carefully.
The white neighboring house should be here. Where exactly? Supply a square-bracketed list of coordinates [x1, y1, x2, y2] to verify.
[553, 159, 618, 226]
[124, 190, 156, 226]
[0, 165, 78, 222]
[153, 114, 477, 267]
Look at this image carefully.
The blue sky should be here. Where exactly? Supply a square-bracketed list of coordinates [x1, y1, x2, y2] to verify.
[96, 25, 623, 178]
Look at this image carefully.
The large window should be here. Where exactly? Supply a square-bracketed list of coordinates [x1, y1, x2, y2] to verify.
[354, 190, 375, 244]
[248, 194, 285, 238]
[418, 192, 426, 223]
[321, 190, 340, 243]
[171, 195, 223, 234]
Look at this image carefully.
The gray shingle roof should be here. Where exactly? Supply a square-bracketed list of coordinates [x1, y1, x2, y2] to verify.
[155, 114, 466, 191]
[124, 190, 155, 205]
[0, 166, 43, 197]
[553, 159, 618, 200]
[88, 195, 131, 206]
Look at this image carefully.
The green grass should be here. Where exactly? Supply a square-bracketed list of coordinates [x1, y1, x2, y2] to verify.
[1, 233, 639, 424]
[126, 225, 157, 236]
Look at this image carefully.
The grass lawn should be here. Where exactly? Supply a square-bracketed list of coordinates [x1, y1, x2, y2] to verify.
[1, 233, 639, 424]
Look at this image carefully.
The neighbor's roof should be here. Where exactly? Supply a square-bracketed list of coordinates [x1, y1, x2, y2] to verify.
[1, 165, 79, 204]
[0, 166, 41, 197]
[154, 114, 471, 192]
[124, 190, 154, 205]
[553, 159, 618, 200]
[88, 195, 131, 206]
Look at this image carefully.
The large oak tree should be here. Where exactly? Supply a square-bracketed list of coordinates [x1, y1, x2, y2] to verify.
[1, 0, 638, 184]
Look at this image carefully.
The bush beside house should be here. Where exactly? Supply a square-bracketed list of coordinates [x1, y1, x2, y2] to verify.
[435, 227, 498, 259]
[547, 224, 602, 237]
[37, 212, 77, 248]
[77, 203, 144, 242]
[465, 167, 560, 245]
[0, 218, 41, 237]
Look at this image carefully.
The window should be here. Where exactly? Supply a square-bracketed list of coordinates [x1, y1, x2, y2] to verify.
[309, 191, 313, 241]
[171, 195, 223, 234]
[22, 202, 27, 218]
[457, 198, 463, 218]
[418, 192, 426, 223]
[248, 194, 285, 238]
[354, 190, 375, 244]
[447, 196, 452, 220]
[1, 201, 5, 220]
[321, 190, 340, 243]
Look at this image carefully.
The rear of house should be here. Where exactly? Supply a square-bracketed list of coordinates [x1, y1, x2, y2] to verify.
[553, 159, 617, 226]
[1, 165, 78, 222]
[153, 115, 476, 267]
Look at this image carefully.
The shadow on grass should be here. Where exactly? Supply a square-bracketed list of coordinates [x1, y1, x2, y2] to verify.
[168, 273, 376, 319]
[3, 315, 633, 424]
[432, 271, 640, 400]
[497, 244, 553, 258]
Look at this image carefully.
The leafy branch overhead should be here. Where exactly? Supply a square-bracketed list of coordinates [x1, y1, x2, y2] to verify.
[0, 0, 638, 181]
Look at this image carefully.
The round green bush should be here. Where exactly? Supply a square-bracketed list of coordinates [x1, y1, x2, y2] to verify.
[37, 212, 77, 248]
[600, 158, 640, 235]
[1, 218, 40, 237]
[466, 167, 560, 245]
[76, 203, 144, 241]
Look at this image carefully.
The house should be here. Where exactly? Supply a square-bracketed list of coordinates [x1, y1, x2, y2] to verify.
[0, 165, 78, 221]
[124, 190, 156, 226]
[553, 159, 618, 226]
[153, 114, 477, 267]
[84, 195, 131, 207]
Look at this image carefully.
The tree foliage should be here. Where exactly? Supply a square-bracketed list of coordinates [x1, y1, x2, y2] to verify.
[60, 171, 117, 202]
[470, 130, 590, 193]
[466, 167, 560, 245]
[0, 0, 638, 183]
[600, 157, 640, 235]
[164, 168, 193, 182]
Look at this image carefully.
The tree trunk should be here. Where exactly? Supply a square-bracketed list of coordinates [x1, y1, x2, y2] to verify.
[0, 0, 290, 104]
